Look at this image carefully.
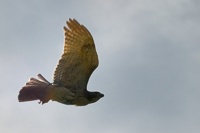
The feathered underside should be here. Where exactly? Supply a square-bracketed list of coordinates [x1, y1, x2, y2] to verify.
[53, 19, 99, 92]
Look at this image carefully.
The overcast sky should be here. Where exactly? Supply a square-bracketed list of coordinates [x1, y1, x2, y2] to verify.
[1, 0, 200, 133]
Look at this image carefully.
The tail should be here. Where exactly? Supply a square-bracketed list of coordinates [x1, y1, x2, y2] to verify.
[18, 74, 53, 104]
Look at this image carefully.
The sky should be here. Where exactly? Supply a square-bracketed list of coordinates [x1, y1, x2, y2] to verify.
[0, 0, 200, 133]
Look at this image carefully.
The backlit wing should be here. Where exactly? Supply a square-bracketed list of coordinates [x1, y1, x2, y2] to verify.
[53, 19, 98, 92]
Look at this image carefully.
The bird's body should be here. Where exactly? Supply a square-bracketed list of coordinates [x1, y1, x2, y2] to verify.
[18, 19, 104, 106]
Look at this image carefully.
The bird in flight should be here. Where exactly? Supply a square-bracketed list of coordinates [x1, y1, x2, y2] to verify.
[18, 19, 104, 106]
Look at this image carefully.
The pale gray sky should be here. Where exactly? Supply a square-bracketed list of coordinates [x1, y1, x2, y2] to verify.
[1, 0, 200, 133]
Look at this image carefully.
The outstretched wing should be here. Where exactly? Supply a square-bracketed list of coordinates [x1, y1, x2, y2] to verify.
[53, 19, 98, 92]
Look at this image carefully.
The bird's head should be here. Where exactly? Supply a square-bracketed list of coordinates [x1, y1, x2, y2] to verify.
[87, 91, 104, 104]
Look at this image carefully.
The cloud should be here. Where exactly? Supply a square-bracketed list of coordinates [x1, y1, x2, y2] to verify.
[0, 0, 200, 133]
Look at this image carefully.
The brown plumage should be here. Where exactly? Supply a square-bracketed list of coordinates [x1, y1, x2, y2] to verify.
[18, 19, 104, 106]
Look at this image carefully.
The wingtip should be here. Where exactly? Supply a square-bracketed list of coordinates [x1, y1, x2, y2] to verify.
[68, 18, 76, 22]
[67, 18, 74, 25]
[66, 18, 81, 28]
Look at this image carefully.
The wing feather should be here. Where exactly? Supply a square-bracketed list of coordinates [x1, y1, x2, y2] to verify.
[53, 19, 98, 92]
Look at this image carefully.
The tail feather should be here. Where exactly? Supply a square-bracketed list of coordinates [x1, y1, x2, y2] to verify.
[18, 74, 52, 104]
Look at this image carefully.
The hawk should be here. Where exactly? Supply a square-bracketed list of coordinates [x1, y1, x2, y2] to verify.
[18, 19, 104, 106]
